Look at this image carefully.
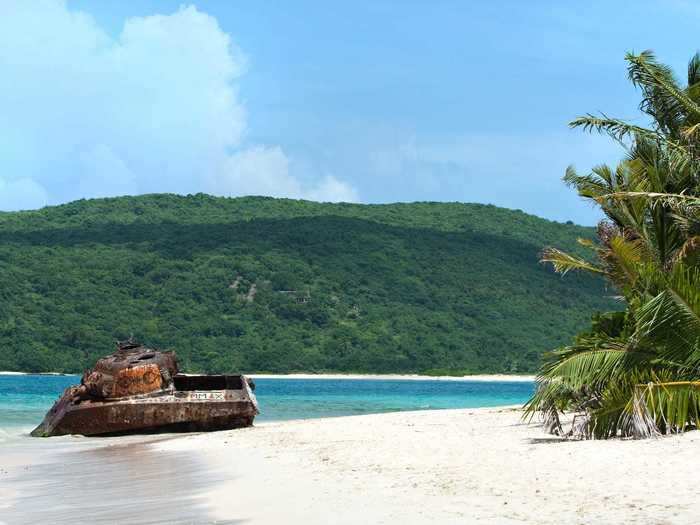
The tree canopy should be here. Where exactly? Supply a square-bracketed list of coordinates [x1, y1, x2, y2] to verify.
[0, 195, 609, 374]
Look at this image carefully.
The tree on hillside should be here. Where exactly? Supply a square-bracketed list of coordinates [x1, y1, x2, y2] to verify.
[525, 51, 700, 438]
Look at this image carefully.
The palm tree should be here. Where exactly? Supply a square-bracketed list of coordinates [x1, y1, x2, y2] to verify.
[525, 51, 700, 438]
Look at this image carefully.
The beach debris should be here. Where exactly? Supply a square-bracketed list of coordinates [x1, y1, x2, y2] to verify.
[31, 339, 258, 437]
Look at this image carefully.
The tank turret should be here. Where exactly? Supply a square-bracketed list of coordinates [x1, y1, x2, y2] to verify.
[78, 340, 179, 399]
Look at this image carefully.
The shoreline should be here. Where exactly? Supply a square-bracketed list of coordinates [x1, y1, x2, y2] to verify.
[0, 370, 535, 381]
[250, 372, 535, 382]
[0, 371, 75, 376]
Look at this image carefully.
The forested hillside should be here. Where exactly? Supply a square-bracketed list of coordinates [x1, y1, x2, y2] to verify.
[0, 194, 614, 374]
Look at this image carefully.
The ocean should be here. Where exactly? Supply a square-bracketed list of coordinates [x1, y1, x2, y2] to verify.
[0, 374, 533, 438]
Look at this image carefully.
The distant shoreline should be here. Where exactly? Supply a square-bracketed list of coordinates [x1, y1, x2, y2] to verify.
[250, 373, 535, 382]
[0, 371, 75, 376]
[0, 370, 534, 381]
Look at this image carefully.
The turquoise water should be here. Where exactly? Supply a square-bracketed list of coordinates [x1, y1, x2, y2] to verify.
[254, 377, 533, 420]
[0, 374, 534, 436]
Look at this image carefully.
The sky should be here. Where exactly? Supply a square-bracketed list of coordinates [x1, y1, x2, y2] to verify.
[1, 1, 699, 224]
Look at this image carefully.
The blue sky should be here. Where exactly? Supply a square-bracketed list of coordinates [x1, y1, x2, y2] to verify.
[1, 1, 699, 224]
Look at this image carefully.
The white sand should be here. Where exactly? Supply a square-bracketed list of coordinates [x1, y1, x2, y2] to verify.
[152, 407, 699, 524]
[251, 373, 535, 382]
[5, 407, 699, 524]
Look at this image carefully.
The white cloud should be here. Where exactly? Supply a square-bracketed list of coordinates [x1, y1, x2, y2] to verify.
[0, 1, 357, 211]
[0, 178, 50, 212]
[303, 175, 358, 203]
[361, 130, 620, 225]
[212, 146, 358, 202]
[77, 144, 138, 199]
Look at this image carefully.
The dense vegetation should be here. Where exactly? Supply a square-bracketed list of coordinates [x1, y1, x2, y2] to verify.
[0, 195, 611, 374]
[526, 51, 700, 438]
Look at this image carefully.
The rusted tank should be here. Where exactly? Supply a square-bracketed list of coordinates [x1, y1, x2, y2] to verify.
[31, 340, 259, 437]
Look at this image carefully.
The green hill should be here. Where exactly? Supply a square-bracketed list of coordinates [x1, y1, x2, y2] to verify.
[0, 194, 614, 374]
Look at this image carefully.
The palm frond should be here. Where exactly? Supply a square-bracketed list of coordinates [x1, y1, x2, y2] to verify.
[687, 52, 700, 87]
[522, 378, 575, 430]
[540, 247, 605, 276]
[626, 50, 700, 126]
[563, 165, 613, 199]
[605, 236, 645, 288]
[595, 191, 700, 210]
[634, 381, 700, 434]
[569, 115, 685, 151]
[635, 265, 700, 365]
[587, 382, 653, 439]
[540, 340, 651, 391]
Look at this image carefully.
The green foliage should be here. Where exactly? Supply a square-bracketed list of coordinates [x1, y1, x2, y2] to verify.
[0, 194, 611, 374]
[526, 50, 700, 438]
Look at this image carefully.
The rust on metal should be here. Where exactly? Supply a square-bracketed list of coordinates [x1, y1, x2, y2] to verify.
[31, 340, 259, 437]
[111, 364, 163, 397]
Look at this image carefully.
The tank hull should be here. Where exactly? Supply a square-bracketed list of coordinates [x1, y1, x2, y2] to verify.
[31, 378, 259, 437]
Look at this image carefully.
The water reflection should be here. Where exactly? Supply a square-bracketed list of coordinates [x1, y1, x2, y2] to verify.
[1, 435, 245, 524]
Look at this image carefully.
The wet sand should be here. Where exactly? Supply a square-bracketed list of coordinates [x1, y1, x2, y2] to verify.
[0, 433, 237, 524]
[3, 407, 699, 524]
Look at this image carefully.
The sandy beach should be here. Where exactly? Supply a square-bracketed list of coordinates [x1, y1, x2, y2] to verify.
[2, 406, 699, 524]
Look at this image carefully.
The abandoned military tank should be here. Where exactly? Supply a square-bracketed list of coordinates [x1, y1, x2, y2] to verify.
[31, 340, 259, 437]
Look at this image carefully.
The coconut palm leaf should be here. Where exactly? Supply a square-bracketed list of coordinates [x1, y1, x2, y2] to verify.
[635, 265, 700, 365]
[540, 343, 643, 391]
[570, 115, 687, 154]
[540, 247, 605, 276]
[626, 50, 700, 127]
[605, 236, 645, 289]
[562, 165, 612, 198]
[634, 381, 700, 434]
[687, 52, 700, 88]
[522, 378, 576, 430]
[598, 191, 700, 205]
